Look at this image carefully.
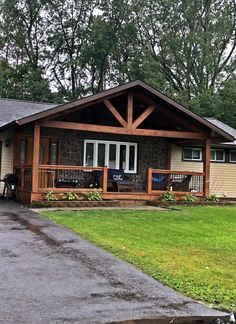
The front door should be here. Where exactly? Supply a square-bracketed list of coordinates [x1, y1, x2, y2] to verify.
[39, 138, 50, 165]
[38, 138, 59, 188]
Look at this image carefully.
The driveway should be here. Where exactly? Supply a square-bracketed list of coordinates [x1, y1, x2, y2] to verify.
[0, 201, 230, 324]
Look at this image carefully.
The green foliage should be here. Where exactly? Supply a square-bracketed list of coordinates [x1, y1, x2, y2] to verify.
[42, 206, 236, 311]
[183, 194, 197, 203]
[204, 194, 219, 203]
[214, 78, 236, 129]
[159, 192, 176, 202]
[131, 0, 236, 105]
[83, 191, 102, 201]
[0, 0, 236, 128]
[44, 191, 58, 201]
[62, 191, 79, 201]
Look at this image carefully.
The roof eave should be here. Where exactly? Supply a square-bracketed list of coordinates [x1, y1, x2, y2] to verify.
[0, 120, 18, 132]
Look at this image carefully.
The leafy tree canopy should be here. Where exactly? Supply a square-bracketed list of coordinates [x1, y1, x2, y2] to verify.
[0, 0, 235, 127]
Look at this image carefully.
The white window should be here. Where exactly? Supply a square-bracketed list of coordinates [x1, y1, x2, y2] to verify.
[84, 140, 138, 173]
[230, 150, 236, 162]
[211, 149, 225, 162]
[183, 147, 202, 161]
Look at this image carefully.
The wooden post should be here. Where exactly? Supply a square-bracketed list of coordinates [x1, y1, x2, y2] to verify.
[20, 167, 24, 190]
[166, 143, 171, 170]
[102, 166, 108, 193]
[32, 124, 40, 192]
[147, 167, 152, 194]
[203, 138, 211, 196]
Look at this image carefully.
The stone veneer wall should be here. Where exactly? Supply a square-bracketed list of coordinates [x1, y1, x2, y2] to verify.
[41, 128, 168, 191]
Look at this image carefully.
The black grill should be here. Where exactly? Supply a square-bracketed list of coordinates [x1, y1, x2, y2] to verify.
[2, 173, 19, 200]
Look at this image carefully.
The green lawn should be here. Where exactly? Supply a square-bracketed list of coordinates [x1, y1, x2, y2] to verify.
[41, 206, 236, 311]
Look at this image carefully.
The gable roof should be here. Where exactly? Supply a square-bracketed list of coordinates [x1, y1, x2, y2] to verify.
[0, 98, 57, 130]
[0, 81, 234, 142]
[205, 118, 236, 146]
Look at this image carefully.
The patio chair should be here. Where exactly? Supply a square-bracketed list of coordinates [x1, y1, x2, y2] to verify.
[171, 175, 192, 192]
[152, 174, 167, 190]
[107, 169, 135, 192]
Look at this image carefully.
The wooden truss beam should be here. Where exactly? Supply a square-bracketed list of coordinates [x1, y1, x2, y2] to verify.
[132, 105, 156, 129]
[103, 99, 127, 128]
[40, 120, 206, 139]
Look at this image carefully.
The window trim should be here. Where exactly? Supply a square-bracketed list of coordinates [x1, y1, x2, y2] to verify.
[229, 150, 236, 163]
[182, 147, 202, 161]
[210, 149, 225, 162]
[83, 139, 138, 173]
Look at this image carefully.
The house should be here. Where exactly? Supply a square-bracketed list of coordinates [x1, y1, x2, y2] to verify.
[171, 118, 236, 198]
[0, 81, 234, 204]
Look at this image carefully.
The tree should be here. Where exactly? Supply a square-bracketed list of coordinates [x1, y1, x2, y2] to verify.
[131, 0, 236, 105]
[0, 0, 53, 101]
[215, 78, 236, 128]
[44, 0, 99, 100]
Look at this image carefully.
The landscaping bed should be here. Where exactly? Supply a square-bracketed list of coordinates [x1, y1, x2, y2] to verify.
[32, 199, 146, 208]
[41, 206, 236, 312]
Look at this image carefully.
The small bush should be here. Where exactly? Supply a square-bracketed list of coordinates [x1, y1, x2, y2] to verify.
[159, 192, 176, 202]
[183, 194, 197, 203]
[83, 191, 102, 201]
[62, 191, 79, 201]
[44, 190, 58, 201]
[204, 194, 219, 202]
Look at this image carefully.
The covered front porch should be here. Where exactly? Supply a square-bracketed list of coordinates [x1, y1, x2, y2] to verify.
[14, 123, 210, 204]
[12, 81, 223, 204]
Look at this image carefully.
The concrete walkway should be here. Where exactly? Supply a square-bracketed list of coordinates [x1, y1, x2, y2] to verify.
[0, 201, 230, 323]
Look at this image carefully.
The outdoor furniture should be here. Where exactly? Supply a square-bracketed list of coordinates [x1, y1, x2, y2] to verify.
[107, 169, 135, 192]
[152, 174, 167, 190]
[1, 173, 19, 200]
[56, 179, 79, 188]
[171, 175, 192, 192]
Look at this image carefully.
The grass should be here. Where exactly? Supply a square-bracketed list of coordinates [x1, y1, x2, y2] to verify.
[41, 206, 236, 311]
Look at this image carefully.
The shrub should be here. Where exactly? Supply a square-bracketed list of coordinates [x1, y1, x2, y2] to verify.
[183, 194, 197, 203]
[159, 192, 176, 202]
[83, 191, 102, 201]
[204, 194, 219, 202]
[62, 191, 79, 201]
[44, 190, 58, 201]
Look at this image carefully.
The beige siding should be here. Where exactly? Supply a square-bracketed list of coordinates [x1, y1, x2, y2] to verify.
[0, 130, 14, 192]
[170, 144, 236, 198]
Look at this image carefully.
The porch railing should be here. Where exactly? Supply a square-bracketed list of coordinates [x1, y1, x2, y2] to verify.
[38, 165, 108, 193]
[147, 168, 205, 195]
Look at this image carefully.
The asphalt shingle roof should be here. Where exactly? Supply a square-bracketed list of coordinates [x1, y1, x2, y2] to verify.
[0, 98, 57, 129]
[205, 118, 236, 146]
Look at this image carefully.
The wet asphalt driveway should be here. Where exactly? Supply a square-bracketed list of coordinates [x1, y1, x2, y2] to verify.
[0, 201, 230, 324]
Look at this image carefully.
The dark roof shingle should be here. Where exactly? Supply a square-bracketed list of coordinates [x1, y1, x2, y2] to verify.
[0, 98, 57, 129]
[205, 118, 236, 146]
